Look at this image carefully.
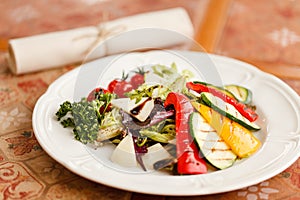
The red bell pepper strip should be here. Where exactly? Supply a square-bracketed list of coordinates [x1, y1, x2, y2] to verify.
[186, 82, 258, 122]
[164, 92, 207, 175]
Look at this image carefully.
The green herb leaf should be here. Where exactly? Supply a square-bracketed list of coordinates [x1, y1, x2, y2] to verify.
[55, 101, 72, 120]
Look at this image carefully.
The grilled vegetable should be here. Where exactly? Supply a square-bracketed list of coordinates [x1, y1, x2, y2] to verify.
[186, 82, 258, 122]
[201, 92, 260, 131]
[224, 84, 252, 104]
[191, 101, 261, 158]
[189, 112, 237, 169]
[164, 92, 207, 174]
[192, 81, 236, 99]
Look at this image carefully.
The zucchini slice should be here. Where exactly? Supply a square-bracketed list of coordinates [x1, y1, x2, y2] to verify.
[192, 81, 236, 99]
[224, 85, 252, 104]
[201, 92, 260, 131]
[189, 112, 237, 169]
[191, 102, 261, 158]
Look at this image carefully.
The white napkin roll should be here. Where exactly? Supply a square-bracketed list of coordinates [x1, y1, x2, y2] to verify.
[7, 7, 194, 74]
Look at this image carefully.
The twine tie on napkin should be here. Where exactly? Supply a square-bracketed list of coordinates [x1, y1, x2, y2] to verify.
[73, 24, 127, 57]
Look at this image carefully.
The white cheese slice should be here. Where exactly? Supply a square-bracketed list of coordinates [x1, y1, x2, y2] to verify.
[110, 134, 137, 167]
[111, 97, 154, 122]
[142, 143, 171, 170]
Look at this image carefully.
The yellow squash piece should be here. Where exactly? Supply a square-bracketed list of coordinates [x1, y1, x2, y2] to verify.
[191, 101, 261, 158]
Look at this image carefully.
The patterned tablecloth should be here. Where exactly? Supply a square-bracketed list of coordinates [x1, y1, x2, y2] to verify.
[0, 0, 299, 199]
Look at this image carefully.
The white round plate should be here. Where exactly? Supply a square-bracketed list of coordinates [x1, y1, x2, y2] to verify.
[33, 50, 300, 196]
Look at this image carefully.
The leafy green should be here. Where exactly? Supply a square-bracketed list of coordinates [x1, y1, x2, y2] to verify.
[95, 91, 115, 114]
[60, 117, 75, 128]
[100, 107, 123, 128]
[168, 75, 188, 93]
[55, 101, 72, 120]
[139, 119, 176, 143]
[127, 63, 192, 103]
[56, 91, 122, 144]
[71, 99, 100, 144]
[97, 108, 125, 142]
[127, 75, 188, 104]
[152, 63, 181, 81]
[152, 63, 178, 77]
[152, 63, 193, 82]
[127, 84, 170, 103]
[181, 69, 194, 80]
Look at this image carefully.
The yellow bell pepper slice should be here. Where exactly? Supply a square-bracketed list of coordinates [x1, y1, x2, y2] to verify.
[191, 101, 261, 158]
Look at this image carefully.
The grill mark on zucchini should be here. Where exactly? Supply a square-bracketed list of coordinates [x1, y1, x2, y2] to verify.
[189, 112, 237, 169]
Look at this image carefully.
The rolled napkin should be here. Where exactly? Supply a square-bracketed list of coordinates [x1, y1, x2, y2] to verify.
[7, 7, 194, 75]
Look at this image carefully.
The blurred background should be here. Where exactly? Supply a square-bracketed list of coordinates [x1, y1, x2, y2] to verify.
[1, 0, 300, 88]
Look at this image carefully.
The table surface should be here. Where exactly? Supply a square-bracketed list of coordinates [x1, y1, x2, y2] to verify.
[0, 0, 300, 199]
